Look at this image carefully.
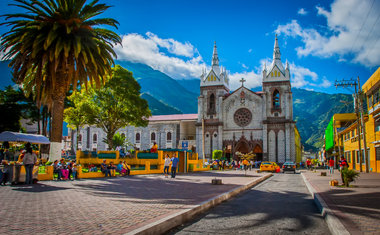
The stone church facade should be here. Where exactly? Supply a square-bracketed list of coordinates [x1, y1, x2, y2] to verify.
[196, 36, 296, 162]
[71, 36, 296, 163]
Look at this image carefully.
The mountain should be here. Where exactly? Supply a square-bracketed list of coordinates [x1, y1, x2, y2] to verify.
[115, 60, 198, 114]
[141, 93, 182, 115]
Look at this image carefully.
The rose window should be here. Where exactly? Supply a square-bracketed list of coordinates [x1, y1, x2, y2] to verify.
[234, 108, 252, 127]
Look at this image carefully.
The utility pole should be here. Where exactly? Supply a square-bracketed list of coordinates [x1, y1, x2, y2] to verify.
[335, 79, 363, 172]
[357, 77, 369, 173]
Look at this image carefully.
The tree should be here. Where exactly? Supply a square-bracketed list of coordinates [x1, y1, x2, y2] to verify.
[63, 90, 89, 150]
[69, 65, 151, 150]
[0, 0, 121, 160]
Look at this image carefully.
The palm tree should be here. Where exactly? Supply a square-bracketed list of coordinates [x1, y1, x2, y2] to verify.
[0, 0, 121, 160]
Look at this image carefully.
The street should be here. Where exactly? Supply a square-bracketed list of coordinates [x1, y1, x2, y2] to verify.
[169, 173, 331, 235]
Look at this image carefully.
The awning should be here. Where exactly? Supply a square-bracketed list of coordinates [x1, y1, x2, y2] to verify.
[0, 131, 50, 144]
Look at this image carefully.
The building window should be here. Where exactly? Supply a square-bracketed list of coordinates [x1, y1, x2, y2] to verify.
[208, 93, 216, 114]
[93, 134, 97, 143]
[151, 132, 156, 142]
[347, 151, 351, 163]
[78, 134, 82, 143]
[374, 90, 380, 105]
[368, 94, 373, 108]
[375, 119, 380, 132]
[167, 132, 172, 143]
[234, 108, 252, 127]
[376, 147, 380, 161]
[136, 133, 140, 143]
[273, 90, 280, 109]
[356, 150, 360, 164]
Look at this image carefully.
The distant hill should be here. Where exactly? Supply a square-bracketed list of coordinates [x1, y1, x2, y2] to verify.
[141, 93, 182, 115]
[0, 59, 354, 151]
[116, 60, 198, 114]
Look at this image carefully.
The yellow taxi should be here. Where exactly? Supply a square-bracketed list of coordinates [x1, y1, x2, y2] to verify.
[260, 161, 280, 173]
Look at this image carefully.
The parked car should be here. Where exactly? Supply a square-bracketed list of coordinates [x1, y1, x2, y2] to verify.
[260, 161, 280, 173]
[282, 161, 296, 173]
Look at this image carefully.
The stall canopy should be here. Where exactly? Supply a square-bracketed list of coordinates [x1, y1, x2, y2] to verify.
[0, 131, 50, 144]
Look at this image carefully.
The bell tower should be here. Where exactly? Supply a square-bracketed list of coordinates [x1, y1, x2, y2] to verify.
[196, 42, 229, 158]
[262, 35, 295, 163]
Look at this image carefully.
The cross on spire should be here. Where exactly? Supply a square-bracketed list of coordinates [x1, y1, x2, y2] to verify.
[240, 78, 246, 87]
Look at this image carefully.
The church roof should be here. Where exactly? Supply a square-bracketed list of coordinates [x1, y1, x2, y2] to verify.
[148, 114, 198, 121]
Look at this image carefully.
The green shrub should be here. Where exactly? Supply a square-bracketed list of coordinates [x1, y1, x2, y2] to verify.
[212, 150, 223, 160]
[342, 168, 359, 187]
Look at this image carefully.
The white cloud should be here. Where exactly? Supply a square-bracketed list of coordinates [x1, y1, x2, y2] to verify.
[114, 32, 206, 79]
[242, 63, 248, 69]
[229, 70, 262, 90]
[248, 48, 253, 53]
[297, 8, 308, 15]
[276, 0, 380, 67]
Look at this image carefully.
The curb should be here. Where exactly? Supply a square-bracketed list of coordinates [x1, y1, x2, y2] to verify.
[125, 173, 273, 235]
[301, 173, 350, 235]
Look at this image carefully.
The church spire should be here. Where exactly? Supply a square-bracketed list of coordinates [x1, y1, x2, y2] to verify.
[273, 34, 281, 61]
[212, 41, 219, 67]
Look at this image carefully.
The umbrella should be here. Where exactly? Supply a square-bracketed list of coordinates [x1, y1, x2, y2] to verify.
[0, 131, 50, 144]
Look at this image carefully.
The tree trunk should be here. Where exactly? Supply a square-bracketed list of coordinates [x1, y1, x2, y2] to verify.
[49, 88, 66, 161]
[106, 129, 116, 150]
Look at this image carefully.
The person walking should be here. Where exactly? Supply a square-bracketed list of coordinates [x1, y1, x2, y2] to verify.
[23, 143, 37, 185]
[163, 154, 171, 178]
[329, 158, 335, 174]
[171, 154, 179, 178]
[339, 156, 348, 185]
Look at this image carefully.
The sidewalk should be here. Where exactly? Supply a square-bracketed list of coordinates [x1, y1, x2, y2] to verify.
[0, 170, 270, 235]
[302, 169, 380, 235]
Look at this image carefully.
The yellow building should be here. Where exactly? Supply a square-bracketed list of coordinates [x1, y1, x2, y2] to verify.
[325, 113, 357, 164]
[362, 67, 380, 173]
[338, 117, 369, 171]
[294, 126, 302, 164]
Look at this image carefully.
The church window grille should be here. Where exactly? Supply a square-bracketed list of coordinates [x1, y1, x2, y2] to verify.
[214, 133, 217, 138]
[206, 133, 209, 137]
[275, 71, 277, 77]
[273, 90, 280, 109]
[167, 132, 172, 142]
[271, 72, 273, 77]
[78, 134, 82, 142]
[93, 134, 97, 143]
[136, 133, 140, 143]
[208, 93, 216, 114]
[151, 132, 156, 142]
[234, 108, 252, 127]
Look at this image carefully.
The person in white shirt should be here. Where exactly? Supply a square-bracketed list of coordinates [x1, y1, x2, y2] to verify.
[23, 143, 37, 184]
[163, 154, 171, 178]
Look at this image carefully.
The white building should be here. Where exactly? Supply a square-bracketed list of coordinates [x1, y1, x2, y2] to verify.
[71, 36, 296, 163]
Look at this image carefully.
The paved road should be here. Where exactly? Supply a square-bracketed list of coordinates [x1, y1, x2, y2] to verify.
[169, 173, 331, 235]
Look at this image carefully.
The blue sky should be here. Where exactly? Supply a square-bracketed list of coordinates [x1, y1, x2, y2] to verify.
[1, 0, 379, 94]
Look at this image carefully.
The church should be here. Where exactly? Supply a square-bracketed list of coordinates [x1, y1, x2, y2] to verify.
[71, 35, 298, 163]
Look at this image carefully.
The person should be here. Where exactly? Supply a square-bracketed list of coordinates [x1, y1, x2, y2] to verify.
[171, 154, 179, 178]
[163, 154, 171, 178]
[329, 158, 335, 174]
[242, 159, 249, 171]
[67, 160, 74, 180]
[53, 160, 62, 180]
[1, 160, 10, 186]
[17, 150, 26, 163]
[23, 143, 37, 184]
[72, 163, 77, 180]
[150, 142, 158, 153]
[122, 161, 130, 176]
[306, 159, 311, 170]
[59, 159, 69, 180]
[116, 161, 125, 176]
[339, 156, 348, 185]
[108, 162, 116, 176]
[101, 160, 111, 177]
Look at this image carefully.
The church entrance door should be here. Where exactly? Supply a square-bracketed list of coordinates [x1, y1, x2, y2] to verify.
[253, 144, 263, 161]
[235, 141, 250, 156]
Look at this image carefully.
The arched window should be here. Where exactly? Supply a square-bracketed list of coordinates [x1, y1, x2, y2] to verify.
[136, 133, 140, 143]
[208, 93, 215, 114]
[151, 132, 156, 142]
[93, 134, 97, 143]
[273, 90, 280, 109]
[167, 132, 172, 142]
[78, 134, 82, 142]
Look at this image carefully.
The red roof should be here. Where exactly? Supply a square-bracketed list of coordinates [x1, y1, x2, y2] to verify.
[148, 114, 198, 121]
